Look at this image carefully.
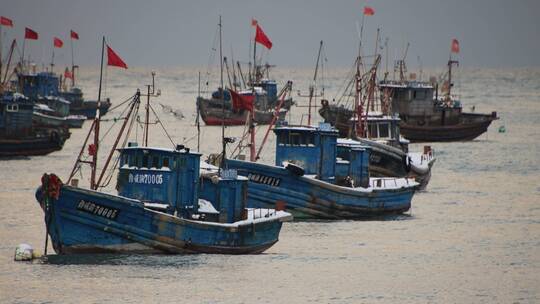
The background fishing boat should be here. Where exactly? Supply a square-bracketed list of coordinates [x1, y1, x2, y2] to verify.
[197, 20, 293, 126]
[0, 92, 69, 156]
[379, 40, 498, 142]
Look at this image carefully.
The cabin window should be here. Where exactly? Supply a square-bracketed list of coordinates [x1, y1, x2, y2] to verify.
[415, 90, 426, 100]
[290, 133, 301, 146]
[162, 157, 170, 168]
[6, 104, 19, 112]
[407, 90, 413, 101]
[142, 155, 149, 168]
[277, 132, 287, 145]
[306, 134, 314, 146]
[379, 123, 389, 138]
[369, 125, 378, 138]
[128, 154, 136, 167]
[152, 156, 159, 168]
[121, 154, 128, 166]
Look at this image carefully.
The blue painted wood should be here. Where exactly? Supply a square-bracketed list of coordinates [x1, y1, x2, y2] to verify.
[226, 159, 416, 219]
[37, 146, 291, 254]
[37, 185, 286, 254]
[226, 123, 418, 219]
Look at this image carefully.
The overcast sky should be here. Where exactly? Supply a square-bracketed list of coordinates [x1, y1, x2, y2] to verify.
[2, 0, 539, 69]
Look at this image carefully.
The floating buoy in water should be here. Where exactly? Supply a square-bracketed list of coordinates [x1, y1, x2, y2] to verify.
[14, 244, 35, 261]
[498, 125, 506, 133]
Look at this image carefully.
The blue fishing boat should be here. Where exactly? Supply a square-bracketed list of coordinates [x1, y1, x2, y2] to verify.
[35, 41, 290, 254]
[0, 92, 70, 157]
[16, 71, 88, 127]
[37, 144, 290, 254]
[226, 122, 418, 219]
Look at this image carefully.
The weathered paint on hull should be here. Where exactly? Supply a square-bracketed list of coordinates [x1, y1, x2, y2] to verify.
[400, 114, 496, 142]
[198, 97, 288, 126]
[37, 185, 287, 255]
[0, 137, 66, 157]
[227, 159, 417, 220]
[70, 103, 111, 119]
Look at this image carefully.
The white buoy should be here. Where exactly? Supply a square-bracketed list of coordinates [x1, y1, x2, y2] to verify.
[14, 244, 35, 261]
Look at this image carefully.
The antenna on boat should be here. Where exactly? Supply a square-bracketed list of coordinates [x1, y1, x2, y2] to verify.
[309, 40, 324, 126]
[143, 71, 160, 147]
[297, 41, 324, 126]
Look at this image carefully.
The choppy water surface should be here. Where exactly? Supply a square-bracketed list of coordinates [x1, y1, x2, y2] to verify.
[0, 67, 539, 303]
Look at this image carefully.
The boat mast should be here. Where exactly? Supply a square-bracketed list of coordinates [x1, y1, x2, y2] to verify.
[197, 71, 201, 151]
[70, 32, 76, 87]
[90, 36, 106, 190]
[252, 25, 257, 85]
[307, 40, 323, 126]
[447, 57, 458, 101]
[219, 15, 226, 170]
[1, 39, 16, 87]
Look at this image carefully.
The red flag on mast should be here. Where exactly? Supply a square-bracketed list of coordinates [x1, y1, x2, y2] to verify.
[363, 6, 375, 16]
[255, 24, 272, 49]
[24, 27, 38, 40]
[451, 38, 460, 53]
[70, 30, 79, 40]
[106, 44, 128, 69]
[0, 16, 13, 27]
[54, 37, 63, 48]
[64, 68, 73, 79]
[251, 18, 258, 27]
[230, 89, 254, 112]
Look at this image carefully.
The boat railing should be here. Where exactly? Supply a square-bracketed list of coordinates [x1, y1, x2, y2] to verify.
[370, 177, 413, 189]
[245, 208, 278, 220]
[419, 145, 435, 164]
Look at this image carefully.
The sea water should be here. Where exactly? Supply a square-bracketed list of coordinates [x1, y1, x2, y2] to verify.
[0, 66, 538, 303]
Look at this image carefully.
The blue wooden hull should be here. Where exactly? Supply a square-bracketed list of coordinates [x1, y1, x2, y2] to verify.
[226, 159, 417, 219]
[37, 185, 289, 254]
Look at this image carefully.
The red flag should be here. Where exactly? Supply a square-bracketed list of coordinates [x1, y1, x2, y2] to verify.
[25, 27, 38, 40]
[64, 68, 73, 79]
[54, 37, 63, 48]
[255, 24, 272, 49]
[451, 38, 460, 53]
[106, 44, 128, 69]
[363, 6, 375, 16]
[88, 144, 97, 156]
[251, 18, 258, 27]
[70, 30, 79, 40]
[0, 16, 13, 27]
[229, 89, 254, 112]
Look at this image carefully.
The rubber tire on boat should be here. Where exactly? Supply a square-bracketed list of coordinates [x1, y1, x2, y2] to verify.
[286, 163, 304, 176]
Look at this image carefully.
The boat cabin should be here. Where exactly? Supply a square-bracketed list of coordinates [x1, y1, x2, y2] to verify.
[116, 144, 246, 223]
[0, 93, 34, 137]
[18, 72, 60, 99]
[379, 80, 436, 116]
[274, 122, 371, 187]
[39, 96, 71, 117]
[335, 139, 371, 188]
[254, 79, 277, 99]
[274, 123, 337, 182]
[363, 113, 408, 151]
